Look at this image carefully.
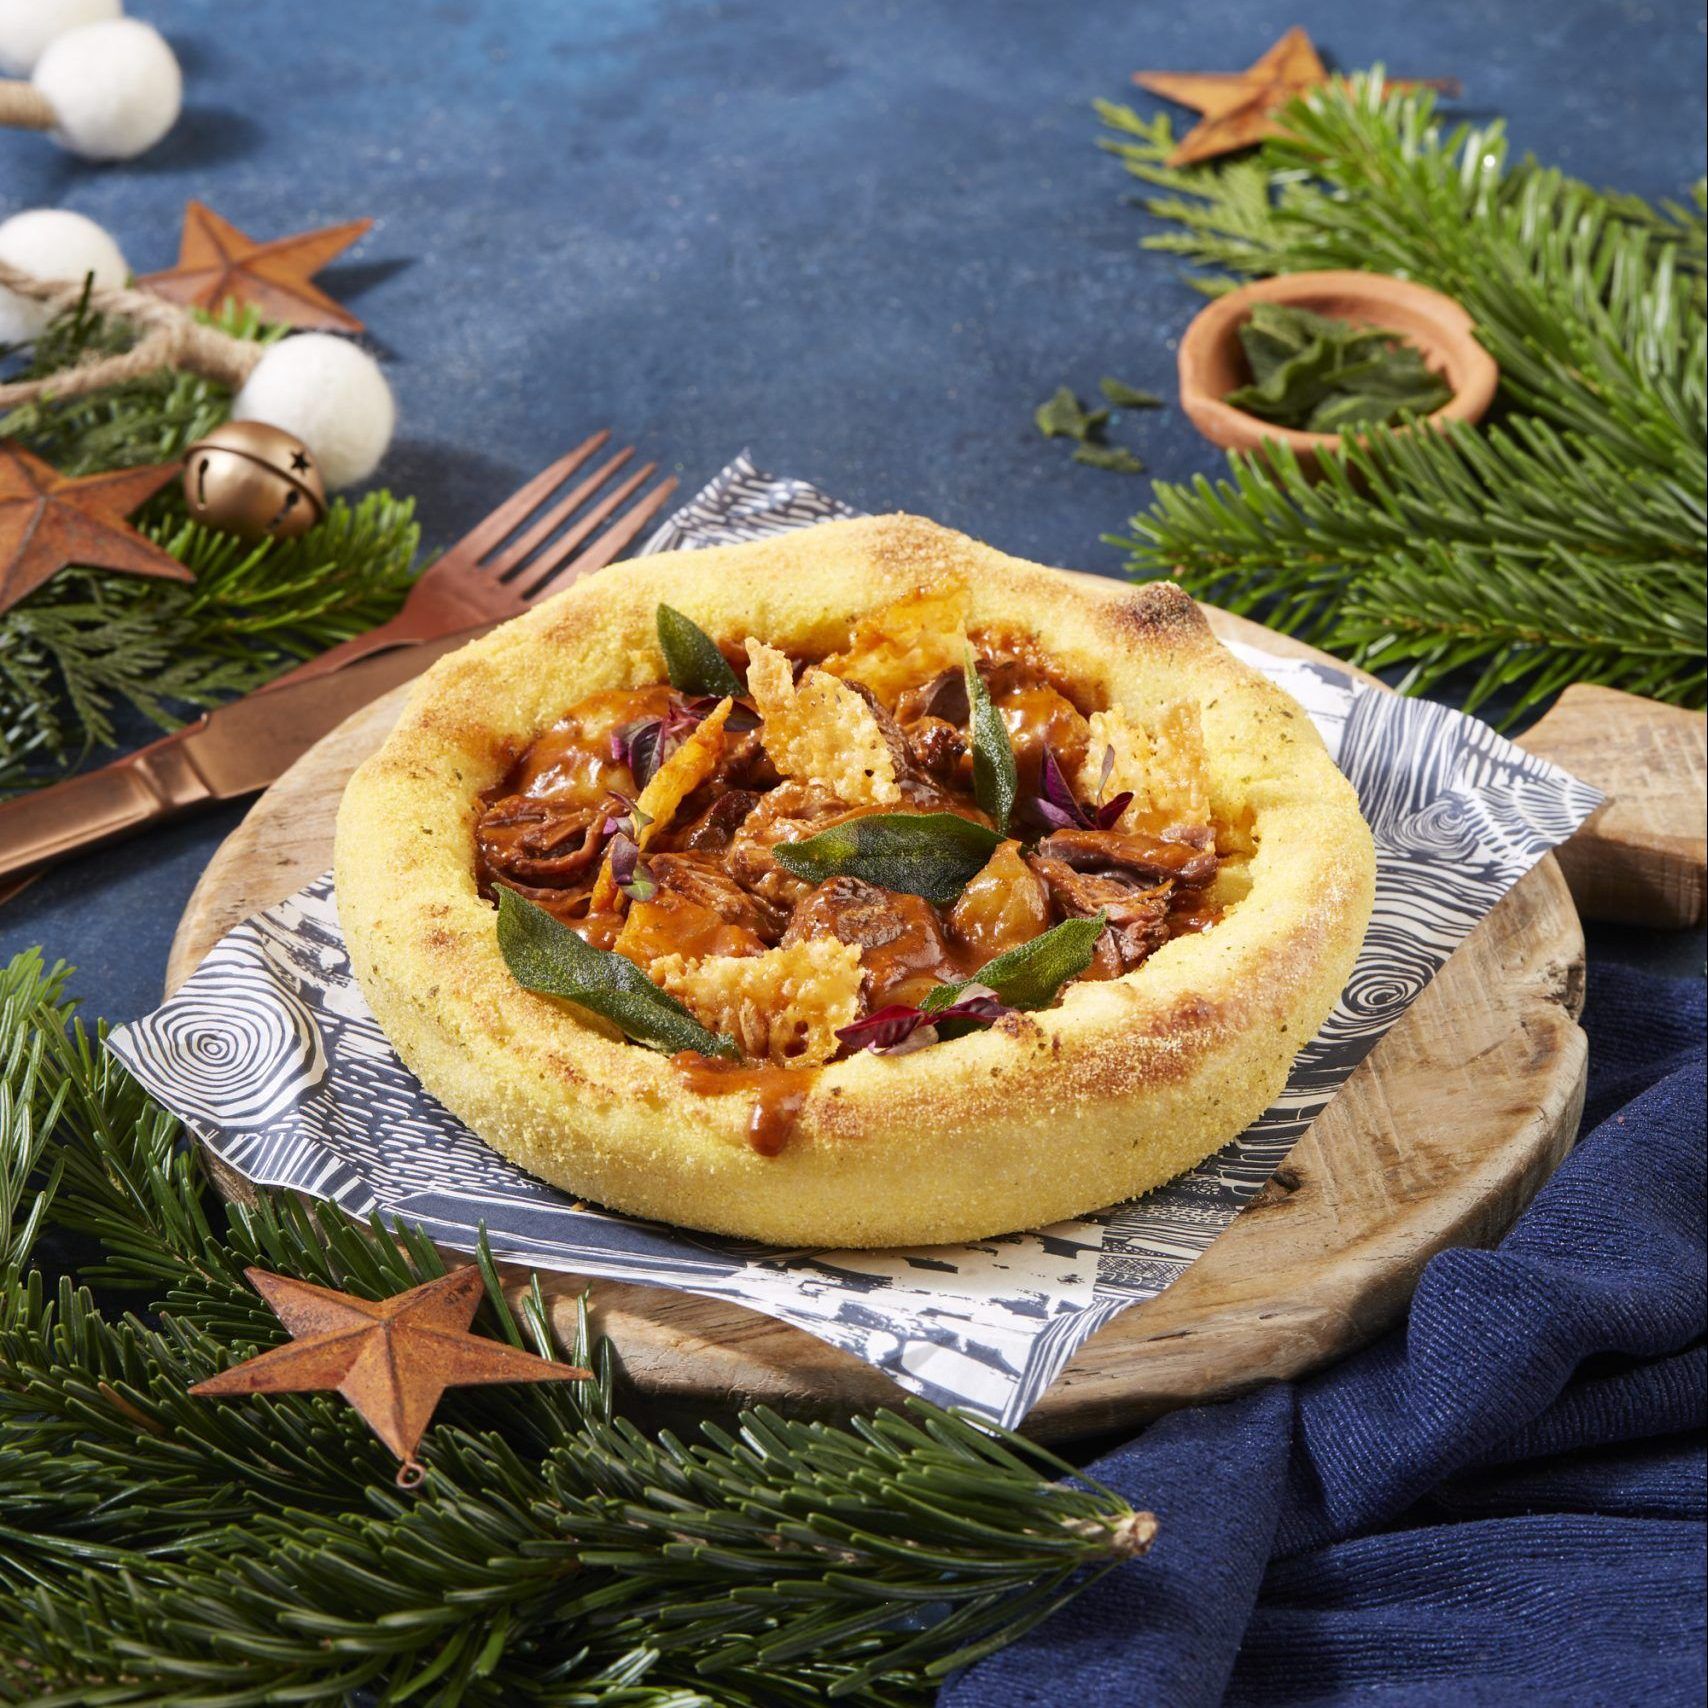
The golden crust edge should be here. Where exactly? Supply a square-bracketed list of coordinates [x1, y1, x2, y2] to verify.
[334, 513, 1375, 1246]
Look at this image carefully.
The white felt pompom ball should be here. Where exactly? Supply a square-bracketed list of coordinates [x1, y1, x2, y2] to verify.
[32, 18, 180, 160]
[0, 0, 121, 76]
[233, 335, 396, 490]
[0, 207, 127, 343]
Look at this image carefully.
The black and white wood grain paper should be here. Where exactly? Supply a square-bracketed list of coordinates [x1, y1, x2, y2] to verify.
[110, 460, 1602, 1427]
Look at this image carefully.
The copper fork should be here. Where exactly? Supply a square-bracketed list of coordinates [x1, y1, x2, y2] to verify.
[0, 436, 678, 897]
[268, 430, 677, 688]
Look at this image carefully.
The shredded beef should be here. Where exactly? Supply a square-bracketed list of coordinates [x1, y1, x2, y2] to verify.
[1034, 826, 1218, 888]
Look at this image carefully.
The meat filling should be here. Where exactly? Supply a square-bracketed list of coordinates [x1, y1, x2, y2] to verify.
[475, 629, 1231, 1038]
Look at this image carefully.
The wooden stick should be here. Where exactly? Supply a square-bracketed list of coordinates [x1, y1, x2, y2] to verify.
[0, 82, 55, 131]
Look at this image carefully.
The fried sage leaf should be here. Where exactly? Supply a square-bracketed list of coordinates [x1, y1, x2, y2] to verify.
[1072, 443, 1145, 474]
[774, 812, 1003, 905]
[496, 888, 736, 1057]
[656, 603, 744, 699]
[922, 910, 1107, 1016]
[964, 646, 1017, 836]
[1224, 303, 1452, 432]
[1099, 377, 1163, 409]
[1034, 385, 1109, 441]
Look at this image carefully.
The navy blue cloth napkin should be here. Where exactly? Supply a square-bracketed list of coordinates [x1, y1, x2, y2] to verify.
[943, 963, 1706, 1708]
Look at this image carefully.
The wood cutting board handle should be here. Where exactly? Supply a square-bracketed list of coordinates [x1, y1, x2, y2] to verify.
[1515, 684, 1707, 929]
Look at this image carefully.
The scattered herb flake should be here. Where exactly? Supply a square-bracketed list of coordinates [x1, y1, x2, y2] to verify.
[1072, 443, 1146, 474]
[1099, 377, 1163, 408]
[1034, 386, 1108, 440]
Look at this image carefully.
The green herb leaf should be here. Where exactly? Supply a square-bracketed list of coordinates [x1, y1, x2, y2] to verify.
[496, 888, 737, 1058]
[657, 603, 744, 699]
[963, 646, 1017, 836]
[1034, 387, 1109, 441]
[922, 911, 1107, 1015]
[774, 813, 1004, 905]
[1238, 302, 1356, 383]
[1073, 443, 1146, 473]
[1099, 377, 1163, 408]
[1226, 305, 1452, 432]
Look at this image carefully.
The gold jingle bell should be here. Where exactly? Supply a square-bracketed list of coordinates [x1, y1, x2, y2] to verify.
[181, 421, 327, 541]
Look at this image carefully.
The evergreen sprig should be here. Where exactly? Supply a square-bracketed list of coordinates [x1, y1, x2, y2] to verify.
[0, 300, 420, 794]
[0, 951, 1147, 1705]
[1097, 76, 1707, 720]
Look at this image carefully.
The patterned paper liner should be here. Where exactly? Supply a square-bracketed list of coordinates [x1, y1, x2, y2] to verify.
[109, 459, 1602, 1426]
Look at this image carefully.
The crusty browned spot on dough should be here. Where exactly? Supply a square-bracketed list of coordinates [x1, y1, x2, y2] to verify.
[1102, 581, 1211, 648]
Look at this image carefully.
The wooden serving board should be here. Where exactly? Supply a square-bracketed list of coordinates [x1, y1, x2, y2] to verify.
[168, 590, 1588, 1442]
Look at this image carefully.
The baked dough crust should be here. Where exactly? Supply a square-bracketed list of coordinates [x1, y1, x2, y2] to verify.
[334, 515, 1375, 1246]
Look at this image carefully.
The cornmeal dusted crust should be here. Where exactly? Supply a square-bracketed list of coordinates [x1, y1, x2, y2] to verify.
[334, 515, 1375, 1246]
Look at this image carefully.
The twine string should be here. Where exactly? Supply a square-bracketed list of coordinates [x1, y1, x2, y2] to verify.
[0, 260, 265, 408]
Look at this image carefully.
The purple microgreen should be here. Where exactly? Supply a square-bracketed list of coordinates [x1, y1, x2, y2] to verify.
[835, 985, 1011, 1056]
[613, 717, 667, 789]
[602, 791, 653, 842]
[607, 832, 656, 902]
[1031, 798, 1085, 832]
[836, 1004, 939, 1055]
[1033, 745, 1095, 831]
[1094, 790, 1134, 830]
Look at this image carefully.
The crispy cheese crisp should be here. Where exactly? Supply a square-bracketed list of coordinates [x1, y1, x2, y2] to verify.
[1081, 702, 1212, 840]
[820, 584, 972, 708]
[652, 937, 863, 1068]
[746, 640, 901, 807]
[591, 697, 734, 911]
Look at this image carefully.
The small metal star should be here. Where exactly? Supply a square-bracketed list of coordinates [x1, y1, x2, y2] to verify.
[192, 1266, 592, 1486]
[1134, 28, 1460, 167]
[139, 200, 374, 332]
[0, 441, 189, 617]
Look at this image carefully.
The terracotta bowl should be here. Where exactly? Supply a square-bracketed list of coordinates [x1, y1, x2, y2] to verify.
[1177, 270, 1499, 467]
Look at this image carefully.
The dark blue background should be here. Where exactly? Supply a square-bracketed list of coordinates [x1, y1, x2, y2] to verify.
[2, 0, 1704, 1019]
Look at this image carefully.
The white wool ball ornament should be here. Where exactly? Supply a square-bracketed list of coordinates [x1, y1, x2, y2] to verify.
[0, 0, 121, 76]
[26, 18, 180, 159]
[0, 207, 127, 343]
[233, 335, 396, 490]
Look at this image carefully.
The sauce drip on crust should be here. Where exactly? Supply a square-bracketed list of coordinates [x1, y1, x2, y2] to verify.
[475, 614, 1232, 1150]
[674, 1052, 819, 1155]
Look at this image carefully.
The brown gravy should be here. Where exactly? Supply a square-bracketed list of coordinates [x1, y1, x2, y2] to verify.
[674, 1051, 819, 1156]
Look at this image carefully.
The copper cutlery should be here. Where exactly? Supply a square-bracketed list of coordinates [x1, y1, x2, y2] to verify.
[0, 435, 677, 889]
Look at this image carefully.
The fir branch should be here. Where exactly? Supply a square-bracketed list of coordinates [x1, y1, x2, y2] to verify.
[1099, 76, 1707, 719]
[0, 301, 419, 795]
[0, 952, 1149, 1704]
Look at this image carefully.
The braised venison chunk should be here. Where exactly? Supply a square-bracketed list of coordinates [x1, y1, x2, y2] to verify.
[1034, 827, 1218, 888]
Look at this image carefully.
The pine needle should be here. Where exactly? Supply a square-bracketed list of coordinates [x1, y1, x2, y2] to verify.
[0, 952, 1147, 1702]
[0, 300, 420, 794]
[1099, 76, 1706, 722]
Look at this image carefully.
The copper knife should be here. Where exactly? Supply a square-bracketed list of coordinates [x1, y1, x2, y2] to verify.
[0, 625, 492, 886]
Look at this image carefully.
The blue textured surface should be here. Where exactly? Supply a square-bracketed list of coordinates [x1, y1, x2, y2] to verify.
[1, 0, 1704, 1016]
[945, 962, 1707, 1708]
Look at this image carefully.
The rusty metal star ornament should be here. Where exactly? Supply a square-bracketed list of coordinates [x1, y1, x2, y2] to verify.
[1134, 27, 1460, 167]
[139, 200, 374, 332]
[0, 441, 189, 617]
[191, 1266, 592, 1486]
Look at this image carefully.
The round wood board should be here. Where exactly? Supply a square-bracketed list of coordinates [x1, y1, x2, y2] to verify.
[168, 580, 1587, 1441]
